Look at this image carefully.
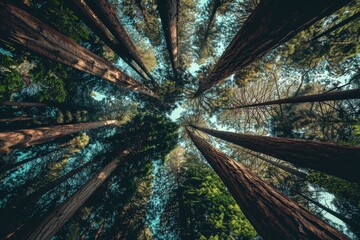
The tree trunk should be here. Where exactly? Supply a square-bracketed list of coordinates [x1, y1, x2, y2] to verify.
[0, 116, 48, 123]
[0, 102, 47, 107]
[245, 151, 308, 179]
[134, 0, 152, 33]
[0, 120, 117, 153]
[0, 2, 157, 98]
[186, 127, 349, 240]
[194, 0, 349, 96]
[225, 88, 360, 109]
[298, 193, 359, 230]
[84, 0, 156, 83]
[312, 11, 360, 41]
[199, 0, 220, 52]
[23, 151, 128, 240]
[190, 125, 360, 183]
[157, 0, 179, 76]
[69, 0, 156, 86]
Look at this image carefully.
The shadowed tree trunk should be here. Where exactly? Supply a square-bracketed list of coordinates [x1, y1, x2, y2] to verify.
[298, 193, 359, 230]
[134, 0, 152, 32]
[22, 151, 128, 240]
[199, 0, 221, 52]
[186, 127, 349, 240]
[245, 151, 307, 179]
[312, 11, 360, 41]
[0, 102, 47, 107]
[84, 0, 156, 84]
[190, 125, 360, 183]
[0, 116, 45, 123]
[157, 0, 179, 76]
[195, 0, 349, 96]
[0, 2, 158, 98]
[0, 120, 117, 154]
[69, 0, 156, 86]
[225, 88, 360, 109]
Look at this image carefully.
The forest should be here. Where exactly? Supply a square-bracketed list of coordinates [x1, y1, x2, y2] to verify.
[0, 0, 359, 239]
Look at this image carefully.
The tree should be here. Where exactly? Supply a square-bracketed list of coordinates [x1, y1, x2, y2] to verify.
[0, 2, 158, 98]
[0, 120, 117, 153]
[23, 151, 129, 240]
[186, 127, 349, 239]
[195, 0, 349, 96]
[157, 0, 179, 76]
[0, 101, 47, 107]
[190, 124, 360, 183]
[225, 88, 360, 109]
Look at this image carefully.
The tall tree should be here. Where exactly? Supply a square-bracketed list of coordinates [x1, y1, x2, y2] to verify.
[0, 120, 117, 153]
[0, 2, 158, 98]
[71, 0, 156, 85]
[157, 0, 179, 76]
[224, 88, 360, 109]
[190, 125, 360, 183]
[186, 127, 349, 239]
[23, 151, 128, 240]
[195, 0, 349, 96]
[0, 102, 47, 107]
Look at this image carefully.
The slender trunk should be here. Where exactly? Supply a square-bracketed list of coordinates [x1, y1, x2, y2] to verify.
[312, 11, 360, 41]
[134, 0, 152, 33]
[225, 88, 360, 109]
[0, 116, 47, 123]
[0, 102, 47, 107]
[186, 127, 348, 239]
[0, 2, 157, 98]
[0, 120, 117, 153]
[190, 125, 360, 183]
[199, 0, 220, 51]
[23, 151, 128, 240]
[69, 0, 156, 86]
[157, 0, 179, 76]
[195, 0, 349, 96]
[245, 151, 307, 179]
[85, 0, 156, 83]
[299, 193, 359, 229]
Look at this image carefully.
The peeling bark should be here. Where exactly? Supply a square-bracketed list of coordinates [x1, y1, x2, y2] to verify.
[0, 2, 157, 98]
[195, 0, 349, 96]
[0, 120, 117, 153]
[190, 125, 360, 183]
[186, 127, 349, 240]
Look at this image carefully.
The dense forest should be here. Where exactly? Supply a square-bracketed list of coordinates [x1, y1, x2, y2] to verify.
[0, 0, 359, 239]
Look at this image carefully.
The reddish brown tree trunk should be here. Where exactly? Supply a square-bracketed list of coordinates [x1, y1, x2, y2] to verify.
[0, 102, 47, 107]
[298, 193, 358, 230]
[134, 0, 152, 32]
[190, 125, 360, 183]
[225, 88, 360, 109]
[312, 11, 360, 41]
[195, 0, 349, 96]
[85, 0, 156, 83]
[0, 2, 157, 98]
[245, 151, 307, 179]
[69, 0, 156, 86]
[157, 0, 179, 76]
[23, 151, 128, 240]
[0, 120, 117, 153]
[186, 127, 348, 239]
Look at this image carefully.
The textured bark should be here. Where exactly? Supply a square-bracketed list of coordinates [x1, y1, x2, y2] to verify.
[0, 116, 41, 123]
[0, 102, 47, 107]
[85, 0, 156, 83]
[190, 125, 360, 183]
[226, 88, 360, 109]
[186, 127, 349, 240]
[23, 152, 127, 240]
[0, 2, 157, 98]
[245, 151, 307, 179]
[299, 193, 359, 230]
[312, 11, 360, 41]
[134, 0, 152, 33]
[157, 0, 179, 75]
[0, 120, 117, 153]
[195, 0, 349, 96]
[69, 0, 155, 85]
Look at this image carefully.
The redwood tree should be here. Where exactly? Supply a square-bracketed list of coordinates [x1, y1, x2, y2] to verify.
[0, 120, 117, 153]
[0, 2, 157, 98]
[0, 102, 47, 107]
[186, 127, 349, 240]
[190, 125, 360, 183]
[157, 0, 179, 76]
[195, 0, 349, 96]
